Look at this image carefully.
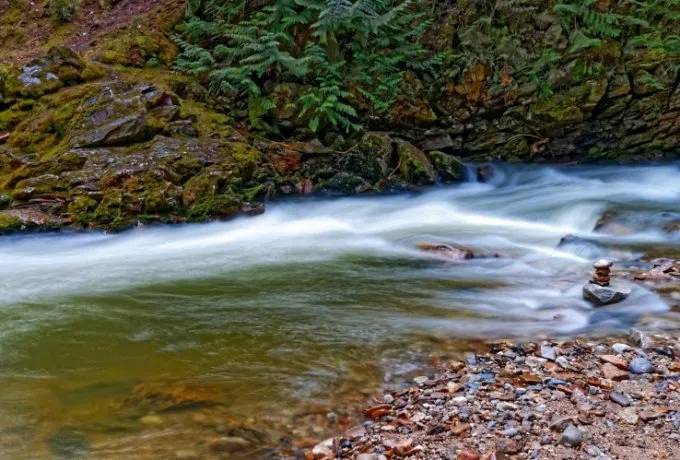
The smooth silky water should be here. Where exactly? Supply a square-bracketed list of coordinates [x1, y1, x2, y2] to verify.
[1, 164, 679, 458]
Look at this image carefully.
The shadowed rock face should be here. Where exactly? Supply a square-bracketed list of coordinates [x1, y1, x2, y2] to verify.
[0, 52, 470, 233]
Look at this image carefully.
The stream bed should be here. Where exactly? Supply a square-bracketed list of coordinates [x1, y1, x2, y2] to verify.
[0, 164, 679, 459]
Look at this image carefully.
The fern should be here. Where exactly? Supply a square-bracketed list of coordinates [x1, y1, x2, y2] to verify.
[175, 0, 437, 133]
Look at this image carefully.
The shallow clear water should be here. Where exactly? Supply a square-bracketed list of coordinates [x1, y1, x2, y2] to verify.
[0, 164, 679, 458]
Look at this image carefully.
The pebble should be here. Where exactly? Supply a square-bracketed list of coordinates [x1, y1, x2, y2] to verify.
[619, 407, 639, 425]
[629, 329, 651, 349]
[504, 424, 519, 437]
[556, 356, 570, 369]
[465, 353, 477, 365]
[356, 454, 378, 460]
[609, 391, 631, 407]
[559, 424, 584, 446]
[383, 394, 394, 404]
[209, 437, 252, 452]
[612, 343, 631, 354]
[414, 376, 429, 386]
[140, 415, 162, 426]
[601, 363, 628, 380]
[594, 345, 608, 355]
[540, 344, 556, 361]
[457, 451, 480, 460]
[629, 357, 653, 374]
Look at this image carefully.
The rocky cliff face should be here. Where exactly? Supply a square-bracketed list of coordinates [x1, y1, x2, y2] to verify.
[0, 47, 464, 233]
[0, 1, 678, 233]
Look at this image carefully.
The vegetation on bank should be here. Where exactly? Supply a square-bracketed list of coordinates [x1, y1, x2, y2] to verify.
[174, 0, 680, 136]
[0, 0, 679, 233]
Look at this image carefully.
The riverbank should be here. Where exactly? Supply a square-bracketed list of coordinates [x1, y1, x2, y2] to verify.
[301, 329, 680, 460]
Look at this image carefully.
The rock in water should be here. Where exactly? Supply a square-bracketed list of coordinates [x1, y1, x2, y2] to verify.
[417, 243, 473, 260]
[559, 424, 584, 446]
[583, 282, 630, 306]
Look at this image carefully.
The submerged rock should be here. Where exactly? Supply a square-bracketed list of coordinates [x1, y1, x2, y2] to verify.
[417, 242, 473, 260]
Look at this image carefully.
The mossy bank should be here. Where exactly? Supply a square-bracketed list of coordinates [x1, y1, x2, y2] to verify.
[1, 0, 679, 233]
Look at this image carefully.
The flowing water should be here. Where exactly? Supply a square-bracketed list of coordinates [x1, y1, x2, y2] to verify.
[1, 164, 679, 458]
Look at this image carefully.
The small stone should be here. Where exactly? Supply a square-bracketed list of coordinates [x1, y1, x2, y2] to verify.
[594, 345, 608, 355]
[629, 357, 653, 374]
[559, 424, 584, 446]
[140, 415, 163, 426]
[619, 407, 639, 424]
[465, 353, 477, 365]
[356, 454, 378, 460]
[556, 356, 570, 369]
[393, 439, 414, 456]
[584, 445, 602, 457]
[600, 355, 627, 369]
[609, 391, 631, 407]
[497, 439, 520, 454]
[209, 437, 252, 452]
[612, 343, 631, 354]
[601, 363, 628, 381]
[639, 410, 665, 422]
[451, 423, 471, 436]
[593, 259, 613, 269]
[540, 344, 557, 361]
[383, 394, 394, 404]
[629, 329, 652, 349]
[457, 451, 481, 460]
[413, 376, 429, 386]
[504, 425, 519, 437]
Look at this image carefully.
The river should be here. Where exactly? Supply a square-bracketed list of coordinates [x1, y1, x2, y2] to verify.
[0, 164, 679, 458]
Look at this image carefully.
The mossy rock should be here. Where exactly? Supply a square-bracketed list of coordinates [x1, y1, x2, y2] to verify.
[395, 139, 436, 185]
[323, 172, 371, 194]
[186, 194, 241, 221]
[68, 195, 99, 225]
[532, 79, 608, 127]
[0, 211, 21, 234]
[91, 29, 178, 68]
[429, 150, 465, 182]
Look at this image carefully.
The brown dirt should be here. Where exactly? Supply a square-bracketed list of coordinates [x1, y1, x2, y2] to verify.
[0, 0, 185, 66]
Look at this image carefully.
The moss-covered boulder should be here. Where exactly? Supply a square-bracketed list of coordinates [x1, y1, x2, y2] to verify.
[395, 139, 436, 185]
[90, 28, 178, 68]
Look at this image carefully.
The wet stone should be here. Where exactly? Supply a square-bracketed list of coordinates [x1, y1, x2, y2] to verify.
[583, 282, 631, 306]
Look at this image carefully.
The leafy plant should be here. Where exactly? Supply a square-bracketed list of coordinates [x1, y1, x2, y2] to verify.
[175, 0, 441, 133]
[50, 0, 79, 23]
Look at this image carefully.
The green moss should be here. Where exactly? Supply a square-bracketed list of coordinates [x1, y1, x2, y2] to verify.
[186, 194, 241, 221]
[92, 29, 178, 68]
[68, 195, 99, 225]
[3, 152, 86, 188]
[93, 189, 124, 225]
[0, 212, 21, 234]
